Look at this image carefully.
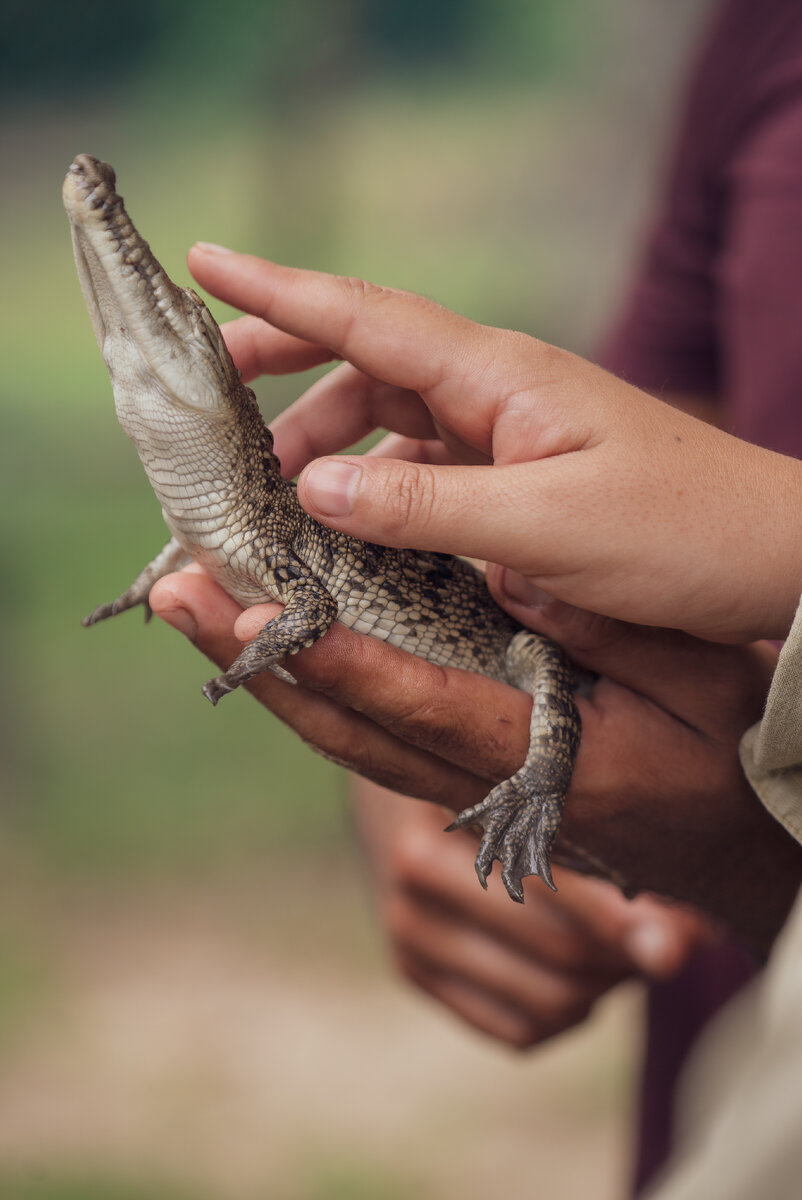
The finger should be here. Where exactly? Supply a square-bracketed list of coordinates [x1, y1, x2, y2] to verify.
[294, 455, 555, 565]
[390, 815, 701, 979]
[188, 246, 520, 440]
[398, 954, 541, 1048]
[486, 570, 776, 735]
[367, 434, 459, 465]
[268, 358, 489, 476]
[387, 819, 628, 975]
[220, 314, 336, 382]
[149, 571, 489, 811]
[386, 887, 602, 1026]
[268, 362, 437, 478]
[294, 445, 627, 570]
[539, 867, 709, 979]
[231, 600, 533, 785]
[149, 567, 244, 666]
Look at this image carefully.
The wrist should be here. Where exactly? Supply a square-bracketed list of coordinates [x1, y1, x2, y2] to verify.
[701, 439, 802, 642]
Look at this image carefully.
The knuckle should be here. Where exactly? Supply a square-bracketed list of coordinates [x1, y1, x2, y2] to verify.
[543, 927, 598, 971]
[496, 328, 566, 380]
[496, 327, 540, 359]
[294, 714, 378, 780]
[557, 608, 627, 657]
[383, 892, 419, 950]
[530, 979, 595, 1029]
[331, 275, 399, 356]
[381, 461, 438, 539]
[389, 822, 440, 885]
[556, 991, 596, 1030]
[507, 1025, 541, 1052]
[392, 949, 433, 997]
[563, 994, 595, 1028]
[336, 274, 391, 303]
[381, 670, 456, 749]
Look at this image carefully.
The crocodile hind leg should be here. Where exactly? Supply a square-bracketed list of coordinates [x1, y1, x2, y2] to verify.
[202, 578, 339, 703]
[83, 537, 192, 626]
[448, 631, 580, 901]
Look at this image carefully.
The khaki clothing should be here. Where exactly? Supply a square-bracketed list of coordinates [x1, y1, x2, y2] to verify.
[646, 601, 802, 1200]
[647, 892, 802, 1199]
[741, 594, 802, 844]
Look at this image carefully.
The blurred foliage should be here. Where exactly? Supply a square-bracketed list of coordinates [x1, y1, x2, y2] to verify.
[296, 1154, 428, 1199]
[0, 1159, 420, 1200]
[0, 1175, 204, 1200]
[2, 0, 592, 105]
[0, 929, 51, 1056]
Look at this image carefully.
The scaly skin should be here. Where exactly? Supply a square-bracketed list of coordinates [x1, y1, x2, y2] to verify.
[63, 154, 581, 898]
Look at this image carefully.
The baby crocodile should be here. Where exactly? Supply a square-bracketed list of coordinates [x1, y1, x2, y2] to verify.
[63, 153, 580, 901]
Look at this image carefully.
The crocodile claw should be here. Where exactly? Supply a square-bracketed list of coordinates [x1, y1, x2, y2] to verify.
[202, 676, 236, 705]
[448, 782, 560, 900]
[82, 601, 120, 626]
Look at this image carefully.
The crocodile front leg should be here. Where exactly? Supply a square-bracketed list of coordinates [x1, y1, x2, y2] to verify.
[83, 537, 192, 626]
[448, 631, 580, 900]
[202, 577, 339, 704]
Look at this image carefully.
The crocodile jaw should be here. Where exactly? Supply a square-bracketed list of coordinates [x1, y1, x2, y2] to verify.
[63, 154, 240, 421]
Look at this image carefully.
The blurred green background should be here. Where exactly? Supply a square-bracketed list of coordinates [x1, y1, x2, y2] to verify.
[0, 2, 709, 1197]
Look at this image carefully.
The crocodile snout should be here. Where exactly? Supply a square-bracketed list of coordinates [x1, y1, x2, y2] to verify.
[63, 154, 118, 217]
[71, 153, 116, 188]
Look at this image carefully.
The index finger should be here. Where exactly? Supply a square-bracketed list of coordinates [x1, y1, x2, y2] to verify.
[188, 245, 513, 449]
[220, 314, 336, 381]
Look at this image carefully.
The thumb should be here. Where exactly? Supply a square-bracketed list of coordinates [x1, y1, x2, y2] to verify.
[296, 455, 570, 571]
[554, 871, 714, 979]
[149, 569, 245, 672]
[612, 894, 716, 979]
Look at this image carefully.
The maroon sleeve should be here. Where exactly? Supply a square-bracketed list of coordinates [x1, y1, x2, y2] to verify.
[723, 75, 802, 455]
[600, 0, 802, 457]
[602, 8, 802, 1197]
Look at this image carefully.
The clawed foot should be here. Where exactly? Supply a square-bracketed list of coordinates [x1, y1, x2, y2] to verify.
[202, 658, 298, 705]
[83, 596, 152, 626]
[447, 781, 562, 901]
[83, 599, 135, 625]
[202, 675, 236, 706]
[83, 604, 111, 627]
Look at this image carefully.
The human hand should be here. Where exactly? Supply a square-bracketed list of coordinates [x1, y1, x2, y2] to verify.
[185, 245, 802, 643]
[350, 781, 710, 1049]
[149, 567, 801, 956]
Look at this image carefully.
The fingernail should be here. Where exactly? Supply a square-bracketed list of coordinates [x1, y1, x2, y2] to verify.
[500, 569, 553, 609]
[304, 460, 362, 517]
[193, 242, 233, 255]
[157, 607, 198, 643]
[625, 922, 673, 975]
